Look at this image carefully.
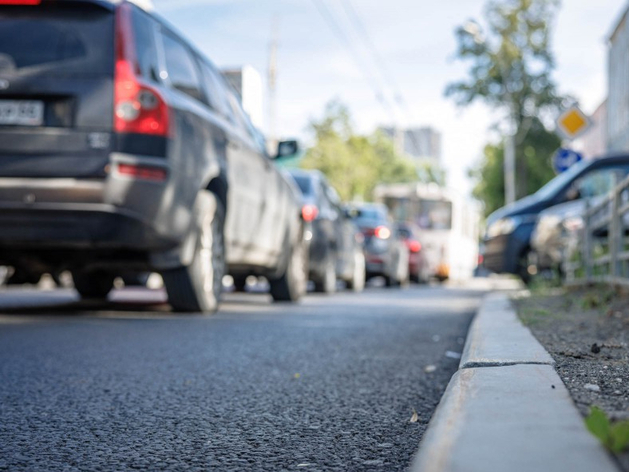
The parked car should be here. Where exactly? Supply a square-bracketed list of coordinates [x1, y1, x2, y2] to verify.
[0, 0, 306, 312]
[484, 155, 629, 282]
[287, 169, 366, 293]
[347, 203, 409, 286]
[529, 199, 589, 276]
[395, 222, 430, 283]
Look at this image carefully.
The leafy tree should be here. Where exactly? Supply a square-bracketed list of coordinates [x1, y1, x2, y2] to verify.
[446, 0, 565, 205]
[472, 117, 560, 216]
[301, 101, 419, 201]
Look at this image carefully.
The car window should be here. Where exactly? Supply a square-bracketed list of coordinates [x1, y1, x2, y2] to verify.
[161, 31, 204, 102]
[199, 61, 233, 119]
[292, 175, 314, 196]
[576, 167, 627, 199]
[131, 7, 159, 84]
[0, 4, 114, 76]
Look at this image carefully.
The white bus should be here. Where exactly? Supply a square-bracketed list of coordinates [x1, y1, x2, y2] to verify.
[373, 182, 480, 281]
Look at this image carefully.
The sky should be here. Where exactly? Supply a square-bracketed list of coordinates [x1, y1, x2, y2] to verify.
[152, 0, 627, 195]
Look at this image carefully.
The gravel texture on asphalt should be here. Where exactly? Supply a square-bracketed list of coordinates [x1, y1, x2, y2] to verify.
[0, 285, 483, 471]
[515, 286, 629, 471]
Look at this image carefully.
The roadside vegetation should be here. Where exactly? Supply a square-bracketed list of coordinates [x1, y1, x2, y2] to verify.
[446, 0, 566, 216]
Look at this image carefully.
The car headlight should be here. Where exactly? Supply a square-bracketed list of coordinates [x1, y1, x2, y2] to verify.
[486, 216, 521, 238]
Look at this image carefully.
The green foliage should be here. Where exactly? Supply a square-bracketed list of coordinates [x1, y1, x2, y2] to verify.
[301, 101, 425, 201]
[585, 406, 629, 454]
[470, 118, 560, 216]
[447, 0, 567, 209]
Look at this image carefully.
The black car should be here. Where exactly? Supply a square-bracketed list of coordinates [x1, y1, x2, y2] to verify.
[288, 169, 366, 293]
[484, 155, 629, 281]
[0, 0, 306, 312]
[348, 203, 409, 286]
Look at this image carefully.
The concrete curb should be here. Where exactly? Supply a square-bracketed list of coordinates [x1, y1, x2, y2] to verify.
[411, 292, 619, 472]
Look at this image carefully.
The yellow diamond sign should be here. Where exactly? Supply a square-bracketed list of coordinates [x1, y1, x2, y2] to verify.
[556, 106, 591, 139]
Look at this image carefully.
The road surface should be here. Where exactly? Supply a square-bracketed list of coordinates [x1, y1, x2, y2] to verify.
[0, 284, 485, 471]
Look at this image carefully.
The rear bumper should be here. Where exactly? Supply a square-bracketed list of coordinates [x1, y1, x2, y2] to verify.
[0, 205, 175, 251]
[0, 167, 186, 263]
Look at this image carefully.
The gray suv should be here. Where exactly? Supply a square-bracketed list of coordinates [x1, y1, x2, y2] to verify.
[0, 0, 306, 312]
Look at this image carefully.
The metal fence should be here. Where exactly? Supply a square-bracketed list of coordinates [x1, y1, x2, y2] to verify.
[565, 173, 629, 286]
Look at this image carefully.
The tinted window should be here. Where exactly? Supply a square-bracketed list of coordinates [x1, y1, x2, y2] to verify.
[131, 7, 159, 83]
[352, 206, 388, 226]
[0, 4, 114, 76]
[292, 175, 314, 195]
[161, 32, 204, 102]
[199, 61, 232, 118]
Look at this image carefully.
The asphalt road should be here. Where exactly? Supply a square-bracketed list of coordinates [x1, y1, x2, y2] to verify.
[0, 284, 486, 471]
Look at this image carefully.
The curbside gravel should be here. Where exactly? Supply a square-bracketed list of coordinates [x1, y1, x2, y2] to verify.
[411, 292, 619, 472]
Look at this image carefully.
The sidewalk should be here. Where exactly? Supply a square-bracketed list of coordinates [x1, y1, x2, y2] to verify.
[411, 292, 620, 472]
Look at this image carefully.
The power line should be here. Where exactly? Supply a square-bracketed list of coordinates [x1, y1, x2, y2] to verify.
[338, 0, 415, 123]
[309, 0, 398, 122]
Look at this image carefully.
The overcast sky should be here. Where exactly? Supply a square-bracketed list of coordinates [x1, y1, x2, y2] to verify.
[152, 0, 627, 195]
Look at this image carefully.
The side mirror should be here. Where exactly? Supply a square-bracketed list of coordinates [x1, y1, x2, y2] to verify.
[275, 140, 300, 159]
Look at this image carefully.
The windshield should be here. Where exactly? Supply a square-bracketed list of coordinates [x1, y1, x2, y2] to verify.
[352, 206, 388, 227]
[534, 159, 590, 201]
[291, 175, 313, 196]
[0, 4, 114, 77]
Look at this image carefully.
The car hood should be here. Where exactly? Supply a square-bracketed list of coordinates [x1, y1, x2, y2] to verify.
[486, 194, 543, 227]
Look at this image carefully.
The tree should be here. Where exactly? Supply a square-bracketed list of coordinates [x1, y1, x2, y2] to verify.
[446, 0, 565, 206]
[471, 118, 560, 216]
[301, 101, 419, 201]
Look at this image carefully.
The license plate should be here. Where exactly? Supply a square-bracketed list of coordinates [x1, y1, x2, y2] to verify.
[0, 100, 44, 126]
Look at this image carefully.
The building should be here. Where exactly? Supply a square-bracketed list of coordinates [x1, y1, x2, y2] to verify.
[379, 126, 442, 163]
[608, 5, 629, 153]
[574, 100, 607, 159]
[222, 66, 264, 130]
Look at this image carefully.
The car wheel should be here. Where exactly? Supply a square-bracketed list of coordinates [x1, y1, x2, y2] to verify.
[72, 270, 115, 299]
[384, 274, 397, 287]
[314, 252, 337, 294]
[162, 192, 225, 313]
[347, 249, 366, 292]
[270, 232, 307, 302]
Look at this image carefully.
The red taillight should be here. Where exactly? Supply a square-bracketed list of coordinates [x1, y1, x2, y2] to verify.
[0, 0, 41, 4]
[374, 226, 391, 240]
[409, 240, 422, 253]
[302, 204, 319, 222]
[115, 4, 170, 137]
[116, 163, 167, 182]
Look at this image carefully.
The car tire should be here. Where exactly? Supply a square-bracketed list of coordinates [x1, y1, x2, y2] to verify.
[314, 252, 337, 294]
[162, 192, 225, 314]
[72, 270, 115, 299]
[346, 249, 366, 292]
[232, 275, 247, 292]
[384, 274, 397, 287]
[270, 232, 307, 302]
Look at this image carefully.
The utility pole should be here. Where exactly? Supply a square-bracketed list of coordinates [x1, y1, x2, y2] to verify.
[267, 16, 279, 154]
[504, 124, 516, 205]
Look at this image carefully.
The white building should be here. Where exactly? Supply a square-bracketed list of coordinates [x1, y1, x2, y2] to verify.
[608, 5, 629, 153]
[379, 126, 442, 163]
[222, 66, 264, 130]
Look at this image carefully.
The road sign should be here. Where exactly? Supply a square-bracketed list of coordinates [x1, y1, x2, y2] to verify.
[556, 106, 591, 140]
[553, 148, 583, 174]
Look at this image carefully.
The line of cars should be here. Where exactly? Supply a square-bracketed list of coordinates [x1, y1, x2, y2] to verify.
[0, 0, 428, 313]
[482, 154, 629, 281]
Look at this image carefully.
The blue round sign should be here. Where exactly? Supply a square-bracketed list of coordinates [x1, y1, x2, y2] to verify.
[553, 148, 583, 174]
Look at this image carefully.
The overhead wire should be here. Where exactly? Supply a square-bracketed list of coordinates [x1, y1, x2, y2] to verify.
[309, 0, 398, 123]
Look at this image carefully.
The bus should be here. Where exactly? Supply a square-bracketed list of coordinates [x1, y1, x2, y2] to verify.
[373, 182, 480, 281]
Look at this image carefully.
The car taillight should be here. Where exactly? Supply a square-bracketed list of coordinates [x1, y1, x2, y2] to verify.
[0, 0, 41, 4]
[302, 204, 319, 222]
[409, 240, 422, 253]
[116, 163, 167, 182]
[114, 4, 170, 137]
[374, 226, 391, 240]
